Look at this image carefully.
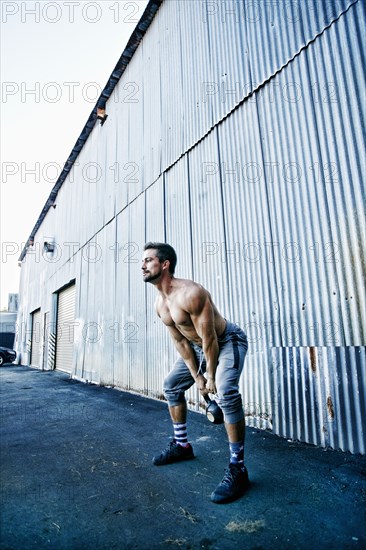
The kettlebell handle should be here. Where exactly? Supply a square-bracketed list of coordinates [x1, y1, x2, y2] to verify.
[203, 394, 213, 405]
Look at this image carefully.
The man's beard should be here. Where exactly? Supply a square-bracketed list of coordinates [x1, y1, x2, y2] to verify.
[143, 270, 162, 283]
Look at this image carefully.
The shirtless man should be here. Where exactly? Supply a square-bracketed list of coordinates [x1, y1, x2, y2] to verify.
[142, 242, 249, 503]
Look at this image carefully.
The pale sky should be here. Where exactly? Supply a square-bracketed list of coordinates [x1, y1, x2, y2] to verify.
[0, 0, 149, 309]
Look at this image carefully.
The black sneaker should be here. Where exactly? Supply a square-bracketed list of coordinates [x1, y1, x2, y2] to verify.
[152, 440, 195, 466]
[210, 463, 249, 504]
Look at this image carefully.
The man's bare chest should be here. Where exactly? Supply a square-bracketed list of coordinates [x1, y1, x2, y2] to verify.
[158, 301, 192, 328]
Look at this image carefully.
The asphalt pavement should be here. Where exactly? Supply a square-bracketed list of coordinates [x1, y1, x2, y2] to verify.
[1, 365, 365, 550]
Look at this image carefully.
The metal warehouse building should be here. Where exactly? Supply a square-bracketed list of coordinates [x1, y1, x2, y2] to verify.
[17, 0, 365, 454]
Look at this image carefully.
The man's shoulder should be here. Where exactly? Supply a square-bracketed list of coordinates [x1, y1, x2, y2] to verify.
[175, 278, 207, 296]
[174, 279, 209, 311]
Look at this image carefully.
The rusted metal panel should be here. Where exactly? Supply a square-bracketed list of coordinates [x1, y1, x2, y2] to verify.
[271, 346, 366, 454]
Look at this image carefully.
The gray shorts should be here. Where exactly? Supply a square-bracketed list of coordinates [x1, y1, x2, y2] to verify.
[163, 321, 248, 424]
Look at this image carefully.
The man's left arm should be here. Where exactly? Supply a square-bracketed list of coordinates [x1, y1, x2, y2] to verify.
[187, 290, 219, 394]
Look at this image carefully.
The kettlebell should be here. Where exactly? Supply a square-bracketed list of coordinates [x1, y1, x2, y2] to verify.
[203, 394, 224, 424]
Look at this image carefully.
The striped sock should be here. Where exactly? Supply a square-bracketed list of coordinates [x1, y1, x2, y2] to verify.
[229, 441, 244, 466]
[173, 423, 188, 446]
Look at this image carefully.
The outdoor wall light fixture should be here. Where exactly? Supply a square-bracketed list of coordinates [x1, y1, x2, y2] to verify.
[97, 107, 108, 126]
[43, 238, 55, 254]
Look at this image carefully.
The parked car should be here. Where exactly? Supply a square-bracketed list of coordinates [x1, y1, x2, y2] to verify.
[0, 346, 16, 366]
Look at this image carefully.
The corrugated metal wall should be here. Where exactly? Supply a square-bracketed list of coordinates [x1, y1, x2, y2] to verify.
[17, 0, 365, 453]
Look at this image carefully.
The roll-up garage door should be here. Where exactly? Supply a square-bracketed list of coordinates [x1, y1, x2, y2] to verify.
[55, 284, 76, 373]
[31, 309, 42, 367]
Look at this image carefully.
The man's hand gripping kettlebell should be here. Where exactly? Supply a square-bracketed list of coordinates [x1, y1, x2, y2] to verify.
[196, 373, 224, 425]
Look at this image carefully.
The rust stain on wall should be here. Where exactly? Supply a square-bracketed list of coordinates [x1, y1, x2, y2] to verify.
[327, 396, 335, 420]
[309, 347, 317, 374]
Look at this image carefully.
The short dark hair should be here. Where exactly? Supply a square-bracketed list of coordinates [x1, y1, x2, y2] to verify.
[144, 242, 177, 275]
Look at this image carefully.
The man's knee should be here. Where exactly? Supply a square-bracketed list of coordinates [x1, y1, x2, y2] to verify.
[216, 389, 244, 424]
[163, 374, 186, 406]
[163, 388, 186, 407]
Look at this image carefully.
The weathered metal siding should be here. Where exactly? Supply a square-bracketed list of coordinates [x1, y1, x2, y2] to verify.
[164, 158, 201, 412]
[188, 128, 230, 312]
[145, 176, 172, 398]
[114, 85, 129, 213]
[272, 346, 366, 454]
[128, 196, 147, 391]
[255, 0, 365, 348]
[179, 0, 213, 151]
[205, 0, 252, 122]
[217, 99, 279, 430]
[17, 0, 365, 453]
[142, 14, 162, 187]
[257, 57, 344, 348]
[305, 1, 366, 346]
[126, 46, 145, 202]
[158, 0, 184, 169]
[244, 0, 357, 88]
[164, 158, 193, 280]
[114, 210, 130, 388]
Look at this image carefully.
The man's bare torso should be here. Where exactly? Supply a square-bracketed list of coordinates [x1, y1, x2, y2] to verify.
[155, 278, 226, 346]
